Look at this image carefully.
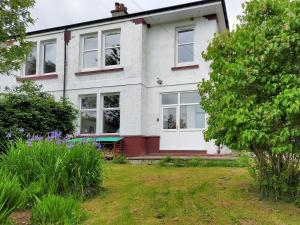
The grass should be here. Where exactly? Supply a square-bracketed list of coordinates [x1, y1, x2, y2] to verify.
[82, 164, 300, 225]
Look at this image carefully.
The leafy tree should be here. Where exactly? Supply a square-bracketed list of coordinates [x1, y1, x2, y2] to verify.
[0, 81, 78, 151]
[199, 0, 300, 202]
[0, 0, 35, 75]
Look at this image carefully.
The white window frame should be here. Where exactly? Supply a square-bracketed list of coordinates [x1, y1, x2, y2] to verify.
[102, 30, 121, 68]
[80, 33, 99, 70]
[176, 27, 195, 66]
[161, 91, 205, 132]
[102, 93, 120, 134]
[79, 94, 98, 135]
[41, 39, 57, 74]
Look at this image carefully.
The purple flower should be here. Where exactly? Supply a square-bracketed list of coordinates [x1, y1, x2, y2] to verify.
[6, 132, 12, 140]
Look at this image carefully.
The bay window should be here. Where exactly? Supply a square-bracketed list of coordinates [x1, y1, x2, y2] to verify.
[80, 95, 97, 134]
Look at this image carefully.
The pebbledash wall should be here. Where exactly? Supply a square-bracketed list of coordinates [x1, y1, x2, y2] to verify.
[0, 1, 231, 157]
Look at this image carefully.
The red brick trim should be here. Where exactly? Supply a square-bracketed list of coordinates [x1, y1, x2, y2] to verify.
[75, 67, 124, 76]
[131, 18, 147, 25]
[16, 73, 58, 81]
[203, 14, 217, 21]
[171, 64, 199, 71]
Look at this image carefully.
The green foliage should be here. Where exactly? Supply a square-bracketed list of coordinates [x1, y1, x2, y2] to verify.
[199, 0, 300, 201]
[159, 157, 248, 168]
[0, 81, 78, 151]
[0, 170, 23, 224]
[0, 0, 35, 75]
[112, 155, 128, 164]
[1, 140, 104, 208]
[32, 195, 86, 225]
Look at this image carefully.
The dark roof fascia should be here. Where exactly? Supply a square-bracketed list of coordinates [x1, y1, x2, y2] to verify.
[220, 0, 230, 29]
[27, 0, 224, 36]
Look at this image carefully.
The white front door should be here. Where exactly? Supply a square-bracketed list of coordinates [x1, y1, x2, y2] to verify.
[160, 92, 207, 151]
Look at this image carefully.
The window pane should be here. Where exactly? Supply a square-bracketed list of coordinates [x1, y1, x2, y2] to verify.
[81, 95, 96, 109]
[25, 45, 37, 75]
[84, 36, 98, 51]
[163, 108, 177, 129]
[162, 93, 178, 105]
[105, 48, 120, 66]
[104, 95, 119, 108]
[178, 44, 194, 63]
[83, 51, 97, 68]
[80, 111, 96, 134]
[43, 42, 56, 73]
[103, 110, 120, 133]
[180, 92, 200, 104]
[180, 105, 205, 129]
[105, 33, 120, 48]
[178, 29, 194, 44]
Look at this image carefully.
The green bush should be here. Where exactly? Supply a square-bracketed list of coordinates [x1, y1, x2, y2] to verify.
[0, 170, 24, 224]
[1, 140, 104, 207]
[159, 157, 248, 168]
[32, 195, 86, 225]
[112, 155, 128, 164]
[0, 81, 77, 151]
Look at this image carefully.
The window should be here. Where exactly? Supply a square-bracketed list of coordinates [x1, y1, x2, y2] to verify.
[80, 95, 97, 134]
[162, 92, 205, 130]
[103, 94, 120, 133]
[42, 41, 56, 73]
[104, 32, 120, 66]
[81, 34, 98, 69]
[177, 28, 194, 64]
[25, 43, 37, 75]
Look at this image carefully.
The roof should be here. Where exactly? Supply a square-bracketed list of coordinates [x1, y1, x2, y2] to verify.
[27, 0, 229, 36]
[68, 137, 124, 143]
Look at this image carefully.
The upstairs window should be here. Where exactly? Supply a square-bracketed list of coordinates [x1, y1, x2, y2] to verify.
[42, 40, 56, 73]
[104, 32, 120, 66]
[81, 34, 98, 69]
[80, 95, 97, 134]
[25, 43, 37, 75]
[177, 28, 194, 64]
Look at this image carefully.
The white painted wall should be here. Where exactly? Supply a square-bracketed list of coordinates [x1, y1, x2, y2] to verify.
[0, 5, 229, 154]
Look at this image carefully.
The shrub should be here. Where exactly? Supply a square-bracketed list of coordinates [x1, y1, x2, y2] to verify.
[0, 81, 78, 151]
[32, 195, 86, 225]
[1, 139, 104, 207]
[0, 170, 23, 224]
[112, 155, 128, 164]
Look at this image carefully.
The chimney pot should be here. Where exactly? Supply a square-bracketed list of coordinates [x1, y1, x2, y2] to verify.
[111, 2, 128, 17]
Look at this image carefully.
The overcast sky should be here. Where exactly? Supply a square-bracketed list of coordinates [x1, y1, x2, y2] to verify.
[28, 0, 247, 32]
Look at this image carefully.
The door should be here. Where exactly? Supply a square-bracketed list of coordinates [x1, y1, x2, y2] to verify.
[160, 92, 207, 150]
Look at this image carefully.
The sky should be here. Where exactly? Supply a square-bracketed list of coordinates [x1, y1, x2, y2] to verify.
[28, 0, 247, 32]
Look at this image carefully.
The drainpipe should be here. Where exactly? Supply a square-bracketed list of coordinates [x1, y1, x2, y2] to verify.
[63, 28, 70, 100]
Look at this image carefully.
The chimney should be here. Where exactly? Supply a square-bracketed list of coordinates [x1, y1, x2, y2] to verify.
[111, 2, 128, 17]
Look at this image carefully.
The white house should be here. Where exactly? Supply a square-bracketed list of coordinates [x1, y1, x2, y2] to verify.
[0, 0, 230, 157]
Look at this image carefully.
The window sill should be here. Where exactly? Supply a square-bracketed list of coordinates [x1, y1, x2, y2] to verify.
[171, 64, 199, 71]
[16, 73, 58, 81]
[75, 67, 124, 76]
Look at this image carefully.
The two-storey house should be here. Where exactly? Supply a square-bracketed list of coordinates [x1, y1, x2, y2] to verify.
[1, 0, 230, 157]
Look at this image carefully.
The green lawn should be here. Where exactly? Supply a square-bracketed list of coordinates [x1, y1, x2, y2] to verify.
[82, 164, 300, 225]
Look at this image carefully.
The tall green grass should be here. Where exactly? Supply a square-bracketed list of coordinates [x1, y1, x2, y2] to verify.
[0, 140, 104, 207]
[32, 194, 86, 225]
[0, 170, 24, 224]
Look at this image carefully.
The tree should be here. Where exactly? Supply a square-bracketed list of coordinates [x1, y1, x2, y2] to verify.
[199, 0, 300, 202]
[0, 81, 78, 151]
[0, 0, 35, 75]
